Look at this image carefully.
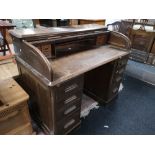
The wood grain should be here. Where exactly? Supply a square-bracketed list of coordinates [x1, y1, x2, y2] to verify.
[0, 62, 19, 80]
[0, 78, 29, 108]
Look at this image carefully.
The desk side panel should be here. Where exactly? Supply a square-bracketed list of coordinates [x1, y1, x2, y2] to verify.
[12, 37, 53, 81]
[16, 60, 54, 134]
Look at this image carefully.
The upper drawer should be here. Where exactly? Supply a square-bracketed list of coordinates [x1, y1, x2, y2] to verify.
[36, 43, 52, 58]
[54, 38, 97, 58]
[96, 34, 108, 46]
[54, 76, 84, 102]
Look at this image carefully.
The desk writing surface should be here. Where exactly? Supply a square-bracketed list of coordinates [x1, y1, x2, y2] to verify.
[49, 45, 128, 85]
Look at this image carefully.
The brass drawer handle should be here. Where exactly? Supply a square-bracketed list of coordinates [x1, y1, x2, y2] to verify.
[64, 105, 77, 115]
[64, 95, 77, 104]
[65, 84, 78, 93]
[64, 119, 75, 129]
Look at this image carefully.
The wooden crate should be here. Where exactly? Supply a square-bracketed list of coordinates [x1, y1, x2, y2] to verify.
[0, 78, 33, 135]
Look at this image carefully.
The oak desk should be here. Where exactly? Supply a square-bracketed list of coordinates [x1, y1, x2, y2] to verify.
[9, 24, 130, 134]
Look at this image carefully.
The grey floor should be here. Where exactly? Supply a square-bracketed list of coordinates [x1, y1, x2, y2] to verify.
[70, 60, 155, 135]
[125, 60, 155, 85]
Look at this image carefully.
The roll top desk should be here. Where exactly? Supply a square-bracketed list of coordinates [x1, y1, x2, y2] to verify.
[9, 24, 131, 134]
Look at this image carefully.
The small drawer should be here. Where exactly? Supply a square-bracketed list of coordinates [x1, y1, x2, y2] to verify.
[55, 76, 84, 102]
[96, 35, 108, 46]
[112, 74, 122, 84]
[117, 58, 128, 69]
[108, 84, 120, 99]
[56, 91, 82, 109]
[115, 76, 122, 83]
[55, 100, 81, 121]
[42, 44, 51, 52]
[114, 66, 126, 77]
[41, 44, 52, 58]
[55, 110, 81, 134]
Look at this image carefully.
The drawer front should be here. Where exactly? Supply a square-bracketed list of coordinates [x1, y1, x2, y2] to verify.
[55, 91, 82, 109]
[55, 76, 84, 102]
[107, 57, 128, 101]
[55, 99, 81, 121]
[36, 44, 52, 58]
[116, 57, 128, 69]
[96, 34, 108, 46]
[41, 44, 52, 58]
[108, 81, 121, 99]
[55, 38, 96, 57]
[55, 110, 81, 134]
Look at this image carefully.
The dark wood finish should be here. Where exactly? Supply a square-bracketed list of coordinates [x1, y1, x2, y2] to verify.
[0, 78, 33, 135]
[10, 24, 130, 134]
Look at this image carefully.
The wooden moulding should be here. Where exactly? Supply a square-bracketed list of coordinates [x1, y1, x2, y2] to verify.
[108, 31, 131, 50]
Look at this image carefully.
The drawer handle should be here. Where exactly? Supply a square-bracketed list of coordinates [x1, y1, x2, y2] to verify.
[64, 95, 77, 104]
[65, 84, 78, 93]
[64, 105, 77, 115]
[64, 119, 75, 129]
[113, 87, 118, 93]
[118, 68, 124, 74]
[116, 77, 122, 82]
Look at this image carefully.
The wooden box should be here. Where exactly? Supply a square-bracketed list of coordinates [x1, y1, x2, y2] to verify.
[0, 78, 33, 135]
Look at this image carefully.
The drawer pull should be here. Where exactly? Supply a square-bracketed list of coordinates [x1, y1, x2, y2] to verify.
[64, 105, 77, 115]
[64, 119, 75, 129]
[113, 87, 118, 93]
[64, 95, 77, 104]
[116, 77, 122, 82]
[65, 84, 78, 93]
[118, 68, 124, 74]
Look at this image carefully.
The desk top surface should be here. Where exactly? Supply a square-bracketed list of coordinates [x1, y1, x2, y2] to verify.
[9, 24, 107, 39]
[49, 45, 128, 86]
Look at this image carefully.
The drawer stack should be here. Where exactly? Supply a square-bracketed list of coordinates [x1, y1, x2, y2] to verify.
[108, 55, 129, 100]
[54, 76, 84, 134]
